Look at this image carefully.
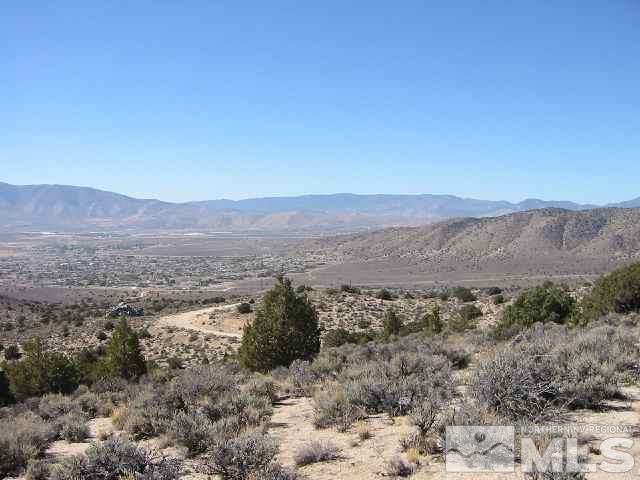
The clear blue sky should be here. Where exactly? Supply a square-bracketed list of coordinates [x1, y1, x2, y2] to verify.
[2, 1, 639, 204]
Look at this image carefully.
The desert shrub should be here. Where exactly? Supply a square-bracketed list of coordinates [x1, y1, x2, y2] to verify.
[202, 432, 279, 480]
[409, 398, 441, 437]
[581, 262, 640, 322]
[343, 353, 452, 417]
[242, 376, 278, 404]
[0, 412, 55, 477]
[237, 303, 252, 314]
[376, 288, 394, 301]
[431, 343, 471, 369]
[472, 345, 568, 422]
[117, 363, 276, 445]
[4, 344, 21, 360]
[75, 389, 100, 416]
[277, 359, 317, 397]
[117, 385, 183, 439]
[251, 463, 300, 480]
[402, 397, 444, 454]
[452, 286, 477, 302]
[553, 324, 637, 408]
[50, 437, 181, 480]
[356, 420, 372, 440]
[357, 318, 371, 329]
[486, 286, 503, 296]
[167, 356, 184, 370]
[203, 390, 273, 432]
[323, 328, 358, 348]
[493, 294, 505, 305]
[312, 339, 454, 431]
[171, 409, 214, 456]
[422, 306, 443, 336]
[3, 338, 79, 401]
[293, 440, 342, 466]
[474, 322, 637, 420]
[449, 304, 482, 332]
[239, 276, 321, 372]
[25, 459, 51, 480]
[39, 393, 79, 420]
[496, 282, 576, 335]
[56, 412, 89, 442]
[313, 388, 366, 431]
[104, 317, 147, 380]
[340, 284, 361, 294]
[384, 456, 415, 477]
[382, 308, 403, 336]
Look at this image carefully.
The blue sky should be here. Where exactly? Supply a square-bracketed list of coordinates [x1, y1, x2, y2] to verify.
[2, 1, 639, 203]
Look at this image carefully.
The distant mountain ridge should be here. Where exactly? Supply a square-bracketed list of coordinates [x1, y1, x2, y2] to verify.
[0, 181, 636, 232]
[302, 207, 640, 277]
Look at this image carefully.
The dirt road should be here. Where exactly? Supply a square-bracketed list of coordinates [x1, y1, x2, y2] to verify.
[155, 302, 245, 338]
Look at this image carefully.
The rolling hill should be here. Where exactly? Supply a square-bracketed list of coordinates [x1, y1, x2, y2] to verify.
[301, 208, 640, 281]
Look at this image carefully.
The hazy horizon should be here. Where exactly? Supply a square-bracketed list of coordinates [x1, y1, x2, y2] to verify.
[0, 179, 635, 206]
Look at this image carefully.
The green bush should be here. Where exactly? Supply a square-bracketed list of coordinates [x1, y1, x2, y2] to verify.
[239, 276, 320, 372]
[452, 286, 477, 303]
[423, 306, 443, 337]
[3, 338, 79, 401]
[0, 370, 14, 406]
[340, 284, 361, 294]
[104, 317, 147, 380]
[376, 289, 394, 301]
[581, 262, 640, 323]
[449, 305, 482, 332]
[237, 303, 252, 314]
[496, 282, 576, 335]
[382, 308, 403, 336]
[323, 328, 357, 348]
[4, 344, 21, 360]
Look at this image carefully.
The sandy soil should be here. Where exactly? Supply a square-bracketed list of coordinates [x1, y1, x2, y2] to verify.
[271, 396, 414, 479]
[154, 302, 249, 338]
[45, 417, 115, 461]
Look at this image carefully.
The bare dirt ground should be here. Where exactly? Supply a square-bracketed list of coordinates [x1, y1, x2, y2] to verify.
[272, 396, 414, 479]
[153, 302, 248, 338]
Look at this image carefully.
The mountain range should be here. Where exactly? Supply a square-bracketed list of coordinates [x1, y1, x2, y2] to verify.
[0, 181, 637, 232]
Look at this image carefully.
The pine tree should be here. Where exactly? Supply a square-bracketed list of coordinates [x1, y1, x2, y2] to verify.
[0, 370, 15, 406]
[2, 338, 78, 400]
[239, 276, 320, 372]
[105, 318, 147, 380]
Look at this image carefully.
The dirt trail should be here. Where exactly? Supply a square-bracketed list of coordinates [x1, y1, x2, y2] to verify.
[271, 397, 414, 479]
[154, 302, 245, 338]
